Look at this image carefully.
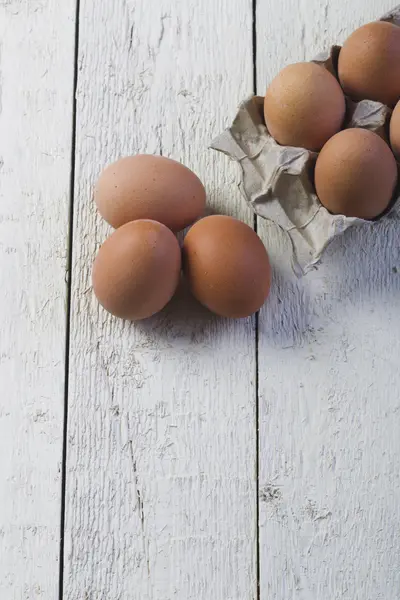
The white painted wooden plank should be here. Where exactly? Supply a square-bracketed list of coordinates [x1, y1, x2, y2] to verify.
[257, 1, 400, 598]
[64, 1, 257, 598]
[0, 0, 76, 597]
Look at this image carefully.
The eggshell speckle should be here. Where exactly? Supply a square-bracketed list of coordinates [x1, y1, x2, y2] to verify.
[94, 155, 206, 231]
[182, 215, 271, 318]
[264, 62, 346, 151]
[315, 128, 398, 220]
[338, 22, 400, 108]
[92, 220, 181, 320]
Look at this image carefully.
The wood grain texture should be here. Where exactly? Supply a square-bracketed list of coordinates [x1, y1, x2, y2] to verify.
[0, 0, 75, 597]
[257, 1, 400, 598]
[64, 1, 257, 598]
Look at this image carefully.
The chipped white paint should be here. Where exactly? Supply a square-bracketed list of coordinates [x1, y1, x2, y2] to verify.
[64, 0, 257, 598]
[257, 1, 400, 598]
[0, 0, 75, 597]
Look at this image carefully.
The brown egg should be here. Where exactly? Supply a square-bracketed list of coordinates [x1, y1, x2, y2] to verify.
[182, 215, 271, 318]
[315, 128, 398, 220]
[338, 22, 400, 107]
[390, 100, 400, 160]
[92, 220, 181, 320]
[94, 155, 206, 231]
[264, 62, 346, 151]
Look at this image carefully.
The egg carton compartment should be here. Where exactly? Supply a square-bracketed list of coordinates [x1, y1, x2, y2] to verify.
[211, 5, 400, 275]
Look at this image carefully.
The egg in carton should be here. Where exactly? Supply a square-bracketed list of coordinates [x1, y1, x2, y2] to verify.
[211, 5, 400, 275]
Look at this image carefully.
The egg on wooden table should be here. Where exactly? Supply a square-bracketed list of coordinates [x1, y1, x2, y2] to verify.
[92, 220, 181, 320]
[264, 62, 346, 151]
[94, 154, 206, 231]
[182, 215, 271, 319]
[314, 128, 398, 220]
[338, 22, 400, 107]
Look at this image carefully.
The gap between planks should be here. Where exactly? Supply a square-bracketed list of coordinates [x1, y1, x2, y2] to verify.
[59, 0, 81, 598]
[252, 0, 261, 597]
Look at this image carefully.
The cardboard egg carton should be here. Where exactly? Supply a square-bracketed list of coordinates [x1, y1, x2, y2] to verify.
[211, 5, 400, 274]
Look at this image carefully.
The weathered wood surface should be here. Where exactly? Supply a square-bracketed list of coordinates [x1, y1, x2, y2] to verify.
[0, 0, 75, 597]
[3, 0, 400, 598]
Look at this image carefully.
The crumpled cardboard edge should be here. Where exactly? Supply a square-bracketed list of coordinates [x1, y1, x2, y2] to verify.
[211, 5, 400, 275]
